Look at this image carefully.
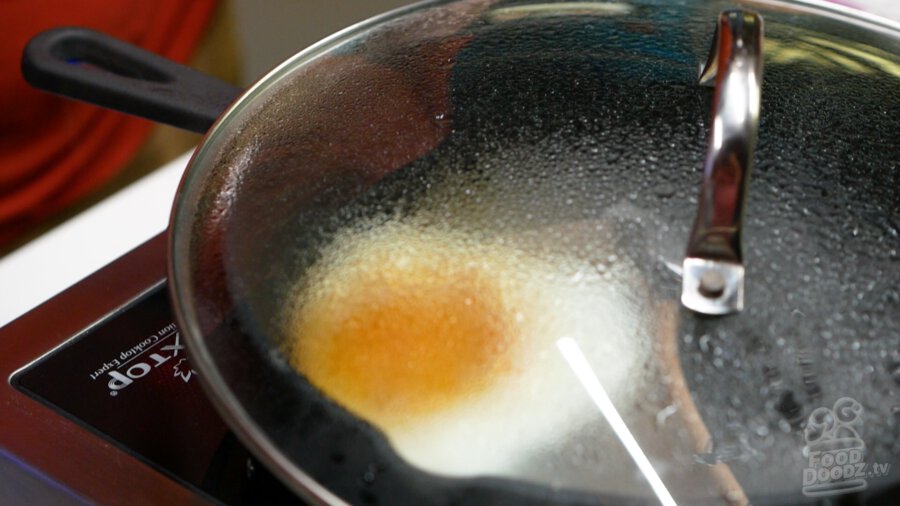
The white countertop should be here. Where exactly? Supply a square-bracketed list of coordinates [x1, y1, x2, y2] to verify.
[0, 152, 190, 328]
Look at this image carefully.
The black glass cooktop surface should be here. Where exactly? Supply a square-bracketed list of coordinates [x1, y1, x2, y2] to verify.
[13, 283, 299, 505]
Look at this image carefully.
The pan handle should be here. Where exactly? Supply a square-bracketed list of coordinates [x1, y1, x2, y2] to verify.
[21, 27, 243, 134]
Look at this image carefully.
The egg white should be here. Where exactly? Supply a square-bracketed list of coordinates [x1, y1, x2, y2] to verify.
[287, 218, 649, 479]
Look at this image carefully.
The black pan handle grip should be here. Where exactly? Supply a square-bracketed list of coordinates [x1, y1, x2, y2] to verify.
[21, 26, 243, 133]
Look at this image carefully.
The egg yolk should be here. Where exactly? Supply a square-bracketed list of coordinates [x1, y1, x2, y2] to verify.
[288, 248, 517, 428]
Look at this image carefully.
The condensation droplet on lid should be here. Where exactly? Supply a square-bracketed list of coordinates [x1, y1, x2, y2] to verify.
[656, 404, 678, 427]
[699, 334, 711, 353]
[726, 490, 743, 502]
[891, 367, 900, 385]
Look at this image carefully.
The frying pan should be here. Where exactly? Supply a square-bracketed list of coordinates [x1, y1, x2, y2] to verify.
[21, 0, 900, 504]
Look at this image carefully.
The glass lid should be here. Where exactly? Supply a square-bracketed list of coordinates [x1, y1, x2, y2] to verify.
[171, 0, 900, 503]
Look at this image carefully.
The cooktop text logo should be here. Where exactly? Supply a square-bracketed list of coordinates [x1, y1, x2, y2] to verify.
[96, 324, 198, 396]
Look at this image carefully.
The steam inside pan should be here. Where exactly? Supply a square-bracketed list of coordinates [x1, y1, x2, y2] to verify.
[276, 127, 692, 500]
[284, 208, 644, 473]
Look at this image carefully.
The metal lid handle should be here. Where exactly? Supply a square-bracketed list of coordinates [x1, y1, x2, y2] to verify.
[682, 10, 764, 315]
